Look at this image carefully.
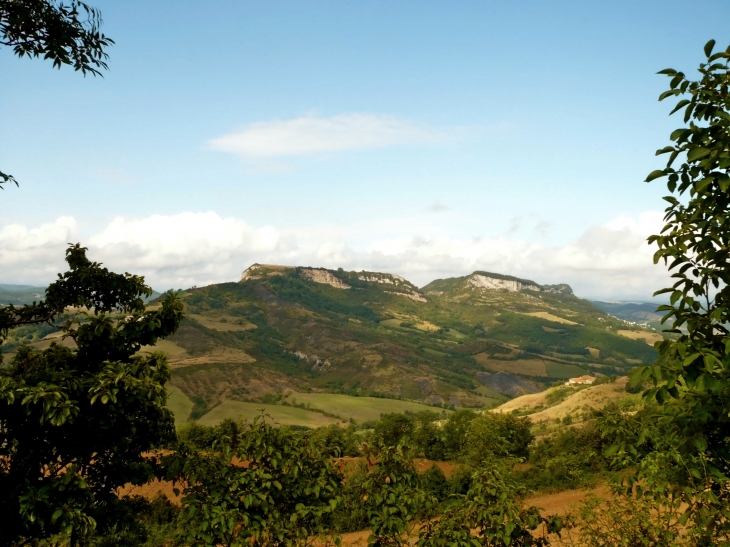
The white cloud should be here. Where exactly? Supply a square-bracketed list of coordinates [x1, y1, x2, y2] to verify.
[0, 211, 671, 299]
[208, 113, 449, 158]
[0, 217, 77, 283]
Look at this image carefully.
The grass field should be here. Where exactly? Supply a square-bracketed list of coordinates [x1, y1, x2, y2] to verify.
[617, 329, 663, 346]
[474, 353, 549, 376]
[166, 386, 194, 423]
[140, 340, 189, 361]
[282, 393, 452, 423]
[188, 313, 257, 332]
[519, 311, 577, 325]
[545, 361, 588, 378]
[196, 401, 342, 428]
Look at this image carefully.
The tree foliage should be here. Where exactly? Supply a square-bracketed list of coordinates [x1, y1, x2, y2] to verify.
[165, 415, 341, 547]
[0, 0, 113, 189]
[0, 244, 184, 545]
[616, 38, 730, 542]
[417, 463, 564, 547]
[359, 441, 429, 547]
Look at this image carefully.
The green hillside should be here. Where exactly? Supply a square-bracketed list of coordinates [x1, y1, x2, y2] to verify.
[3, 265, 661, 424]
[0, 284, 47, 306]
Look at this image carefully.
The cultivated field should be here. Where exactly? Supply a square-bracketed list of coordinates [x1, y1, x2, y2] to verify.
[166, 386, 194, 423]
[519, 311, 578, 325]
[617, 329, 664, 346]
[165, 389, 454, 427]
[474, 353, 549, 376]
[545, 361, 588, 378]
[281, 392, 452, 423]
[196, 400, 342, 428]
[188, 313, 257, 332]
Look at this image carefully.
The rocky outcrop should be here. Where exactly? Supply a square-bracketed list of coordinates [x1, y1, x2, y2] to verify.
[240, 263, 292, 282]
[468, 274, 540, 292]
[299, 268, 350, 289]
[385, 291, 427, 303]
[359, 272, 426, 301]
[292, 350, 331, 371]
[359, 272, 409, 287]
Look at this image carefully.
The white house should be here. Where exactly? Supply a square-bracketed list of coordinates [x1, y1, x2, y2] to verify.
[566, 375, 596, 386]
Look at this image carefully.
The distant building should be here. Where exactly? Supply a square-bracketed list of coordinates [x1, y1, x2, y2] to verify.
[566, 375, 596, 386]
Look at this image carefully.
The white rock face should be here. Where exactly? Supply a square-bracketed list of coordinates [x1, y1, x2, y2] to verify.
[240, 263, 265, 282]
[385, 291, 428, 303]
[239, 263, 294, 282]
[468, 274, 541, 292]
[359, 273, 408, 286]
[292, 350, 331, 371]
[299, 268, 350, 289]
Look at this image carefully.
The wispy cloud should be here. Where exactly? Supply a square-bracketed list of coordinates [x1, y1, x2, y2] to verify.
[0, 211, 670, 299]
[428, 202, 449, 213]
[208, 113, 451, 158]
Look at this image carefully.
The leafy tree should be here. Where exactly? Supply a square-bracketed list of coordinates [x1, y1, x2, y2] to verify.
[442, 409, 477, 459]
[417, 463, 564, 547]
[566, 494, 683, 547]
[0, 244, 184, 546]
[420, 465, 450, 503]
[412, 414, 446, 461]
[0, 0, 113, 188]
[374, 413, 414, 447]
[359, 441, 429, 547]
[523, 423, 611, 491]
[165, 415, 341, 547]
[176, 421, 220, 450]
[618, 38, 730, 541]
[309, 422, 361, 457]
[462, 413, 533, 464]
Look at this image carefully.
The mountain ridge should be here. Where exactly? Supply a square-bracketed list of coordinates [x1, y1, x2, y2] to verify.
[3, 264, 662, 424]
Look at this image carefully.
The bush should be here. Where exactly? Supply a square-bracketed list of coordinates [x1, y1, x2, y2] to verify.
[520, 423, 611, 492]
[462, 413, 533, 464]
[421, 465, 450, 503]
[442, 409, 478, 459]
[308, 423, 360, 457]
[374, 413, 415, 447]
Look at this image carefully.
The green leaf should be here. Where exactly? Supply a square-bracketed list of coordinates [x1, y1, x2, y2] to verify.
[645, 170, 666, 182]
[659, 89, 679, 101]
[696, 177, 714, 192]
[687, 147, 710, 161]
[704, 39, 716, 58]
[669, 100, 690, 115]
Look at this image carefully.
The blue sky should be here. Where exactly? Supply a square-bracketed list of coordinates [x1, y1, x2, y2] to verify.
[1, 0, 728, 298]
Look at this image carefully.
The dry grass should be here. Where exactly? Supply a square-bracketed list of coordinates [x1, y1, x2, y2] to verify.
[493, 389, 554, 414]
[139, 339, 189, 360]
[168, 347, 256, 368]
[617, 329, 663, 346]
[528, 379, 629, 422]
[519, 311, 578, 325]
[494, 378, 631, 423]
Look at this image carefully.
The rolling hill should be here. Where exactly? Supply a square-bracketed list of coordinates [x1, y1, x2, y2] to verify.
[1, 264, 661, 425]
